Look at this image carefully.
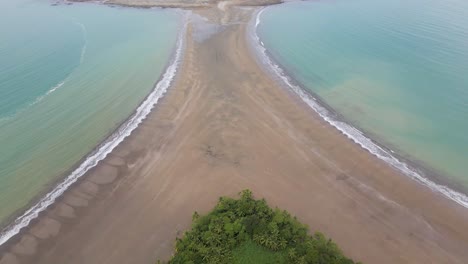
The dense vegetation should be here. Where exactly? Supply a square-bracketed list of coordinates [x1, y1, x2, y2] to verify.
[166, 190, 359, 264]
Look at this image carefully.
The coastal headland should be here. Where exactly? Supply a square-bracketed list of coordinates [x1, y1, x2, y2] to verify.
[1, 1, 468, 263]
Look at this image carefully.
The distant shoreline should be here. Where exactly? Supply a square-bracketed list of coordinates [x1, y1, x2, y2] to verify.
[65, 0, 283, 9]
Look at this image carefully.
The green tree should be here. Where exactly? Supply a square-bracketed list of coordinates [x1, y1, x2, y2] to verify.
[165, 190, 359, 264]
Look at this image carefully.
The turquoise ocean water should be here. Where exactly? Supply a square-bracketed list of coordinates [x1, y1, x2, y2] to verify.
[0, 0, 179, 236]
[256, 1, 468, 197]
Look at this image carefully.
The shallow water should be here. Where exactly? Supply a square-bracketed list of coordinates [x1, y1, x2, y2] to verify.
[257, 0, 468, 191]
[0, 0, 179, 225]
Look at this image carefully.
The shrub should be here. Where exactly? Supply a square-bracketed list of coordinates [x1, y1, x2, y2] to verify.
[165, 190, 359, 264]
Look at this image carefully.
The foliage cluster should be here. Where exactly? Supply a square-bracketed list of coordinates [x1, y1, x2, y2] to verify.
[167, 190, 358, 264]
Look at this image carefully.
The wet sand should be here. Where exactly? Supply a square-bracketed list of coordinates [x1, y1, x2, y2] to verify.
[1, 5, 468, 264]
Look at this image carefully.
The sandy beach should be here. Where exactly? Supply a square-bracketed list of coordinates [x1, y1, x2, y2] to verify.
[1, 3, 468, 264]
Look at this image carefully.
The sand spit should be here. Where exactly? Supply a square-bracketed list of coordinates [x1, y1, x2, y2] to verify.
[1, 3, 468, 264]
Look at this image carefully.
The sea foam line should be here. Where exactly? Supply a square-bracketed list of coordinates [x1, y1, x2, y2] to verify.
[30, 80, 66, 106]
[28, 21, 87, 109]
[250, 8, 468, 209]
[74, 21, 88, 64]
[0, 19, 187, 246]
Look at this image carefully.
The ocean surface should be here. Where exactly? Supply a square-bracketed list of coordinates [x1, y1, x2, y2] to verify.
[256, 1, 468, 195]
[0, 0, 179, 231]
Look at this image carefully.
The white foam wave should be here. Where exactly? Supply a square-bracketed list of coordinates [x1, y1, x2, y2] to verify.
[250, 8, 468, 209]
[0, 20, 187, 246]
[30, 80, 66, 106]
[26, 21, 87, 110]
[255, 8, 264, 28]
[74, 21, 87, 64]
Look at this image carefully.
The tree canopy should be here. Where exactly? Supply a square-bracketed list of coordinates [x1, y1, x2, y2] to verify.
[166, 190, 359, 264]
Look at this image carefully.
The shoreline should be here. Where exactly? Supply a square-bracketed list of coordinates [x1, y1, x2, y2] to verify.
[248, 6, 468, 209]
[1, 3, 468, 264]
[0, 13, 186, 246]
[65, 0, 283, 9]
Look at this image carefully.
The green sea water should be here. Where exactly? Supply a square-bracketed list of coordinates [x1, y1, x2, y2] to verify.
[257, 0, 468, 191]
[0, 0, 179, 225]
